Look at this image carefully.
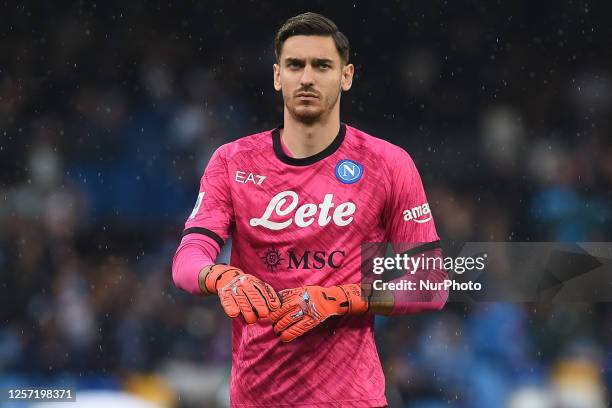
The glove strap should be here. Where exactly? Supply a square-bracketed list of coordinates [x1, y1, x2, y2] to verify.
[203, 264, 243, 294]
[338, 284, 369, 315]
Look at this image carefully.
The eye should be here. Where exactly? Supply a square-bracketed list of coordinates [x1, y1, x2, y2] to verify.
[318, 63, 330, 69]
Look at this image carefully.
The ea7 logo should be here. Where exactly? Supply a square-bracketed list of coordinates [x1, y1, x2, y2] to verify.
[235, 171, 265, 185]
[403, 203, 432, 223]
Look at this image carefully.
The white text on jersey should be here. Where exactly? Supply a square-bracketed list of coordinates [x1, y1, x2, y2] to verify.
[235, 171, 266, 185]
[249, 191, 356, 230]
[403, 203, 432, 223]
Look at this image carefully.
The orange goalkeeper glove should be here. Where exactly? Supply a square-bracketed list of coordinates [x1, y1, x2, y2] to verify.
[201, 264, 281, 324]
[269, 284, 368, 342]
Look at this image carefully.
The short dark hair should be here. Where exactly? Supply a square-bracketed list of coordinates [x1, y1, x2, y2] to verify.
[274, 12, 350, 64]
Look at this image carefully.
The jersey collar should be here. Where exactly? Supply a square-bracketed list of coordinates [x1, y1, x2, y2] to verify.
[272, 123, 346, 166]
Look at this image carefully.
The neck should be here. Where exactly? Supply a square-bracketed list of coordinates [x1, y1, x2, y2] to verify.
[281, 106, 341, 158]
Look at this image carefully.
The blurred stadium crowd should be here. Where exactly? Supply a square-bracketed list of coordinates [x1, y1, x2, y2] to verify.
[1, 1, 611, 407]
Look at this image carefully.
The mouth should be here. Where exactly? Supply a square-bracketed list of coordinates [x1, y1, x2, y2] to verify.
[296, 93, 319, 99]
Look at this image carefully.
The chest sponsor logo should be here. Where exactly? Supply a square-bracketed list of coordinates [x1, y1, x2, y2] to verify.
[235, 170, 266, 185]
[249, 190, 356, 230]
[288, 250, 345, 270]
[335, 159, 363, 184]
[260, 247, 284, 271]
[261, 247, 345, 271]
[403, 203, 432, 223]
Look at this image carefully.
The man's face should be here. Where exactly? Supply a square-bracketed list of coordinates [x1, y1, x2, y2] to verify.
[274, 35, 354, 124]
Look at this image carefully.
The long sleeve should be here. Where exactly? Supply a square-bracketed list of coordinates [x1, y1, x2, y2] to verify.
[378, 145, 449, 314]
[172, 233, 221, 294]
[386, 245, 448, 315]
[173, 144, 233, 295]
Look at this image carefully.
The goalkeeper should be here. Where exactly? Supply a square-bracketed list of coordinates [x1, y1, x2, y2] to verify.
[172, 12, 448, 408]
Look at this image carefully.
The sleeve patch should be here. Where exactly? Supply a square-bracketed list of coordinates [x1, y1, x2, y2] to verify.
[188, 192, 205, 220]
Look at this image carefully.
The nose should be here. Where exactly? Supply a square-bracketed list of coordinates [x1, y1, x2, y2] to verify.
[300, 65, 315, 87]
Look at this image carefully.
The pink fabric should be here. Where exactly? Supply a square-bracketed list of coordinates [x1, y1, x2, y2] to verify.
[175, 124, 446, 407]
[172, 234, 219, 294]
[388, 247, 449, 315]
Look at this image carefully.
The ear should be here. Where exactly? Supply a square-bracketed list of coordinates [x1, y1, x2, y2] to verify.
[273, 63, 282, 91]
[341, 63, 354, 92]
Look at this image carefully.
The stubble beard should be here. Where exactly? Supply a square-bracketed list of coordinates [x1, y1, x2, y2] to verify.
[284, 91, 340, 125]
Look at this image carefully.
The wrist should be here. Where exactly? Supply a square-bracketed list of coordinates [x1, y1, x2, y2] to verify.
[359, 283, 396, 315]
[198, 265, 215, 295]
[338, 284, 369, 315]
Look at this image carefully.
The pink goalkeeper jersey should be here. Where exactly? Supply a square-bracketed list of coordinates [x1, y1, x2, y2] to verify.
[183, 124, 439, 407]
